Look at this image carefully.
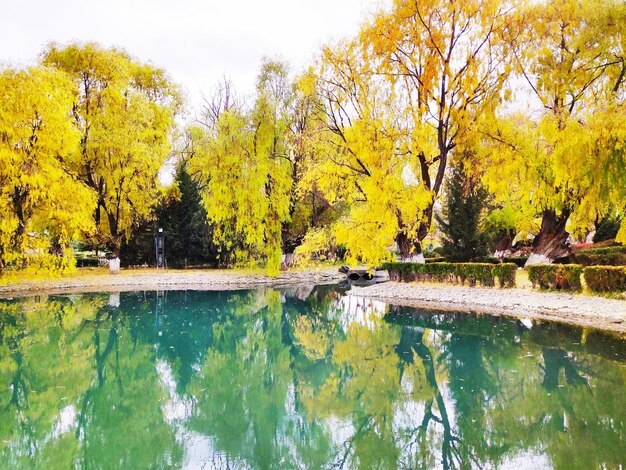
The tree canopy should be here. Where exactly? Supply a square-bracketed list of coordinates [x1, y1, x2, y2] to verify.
[481, 0, 626, 263]
[43, 42, 181, 256]
[0, 66, 95, 273]
[0, 0, 625, 275]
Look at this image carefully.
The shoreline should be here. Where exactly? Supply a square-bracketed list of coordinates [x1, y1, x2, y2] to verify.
[351, 282, 626, 335]
[0, 268, 346, 297]
[1, 269, 625, 335]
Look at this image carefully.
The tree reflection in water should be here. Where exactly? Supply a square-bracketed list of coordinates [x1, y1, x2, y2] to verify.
[0, 287, 624, 469]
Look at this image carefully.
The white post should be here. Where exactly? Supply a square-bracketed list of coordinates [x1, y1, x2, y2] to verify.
[109, 257, 120, 274]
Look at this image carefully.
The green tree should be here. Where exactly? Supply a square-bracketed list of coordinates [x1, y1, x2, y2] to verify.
[156, 163, 216, 267]
[436, 162, 489, 262]
[121, 162, 218, 267]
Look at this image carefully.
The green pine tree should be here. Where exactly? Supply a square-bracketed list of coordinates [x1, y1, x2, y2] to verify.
[593, 212, 622, 243]
[157, 163, 218, 268]
[436, 163, 489, 262]
[121, 163, 219, 267]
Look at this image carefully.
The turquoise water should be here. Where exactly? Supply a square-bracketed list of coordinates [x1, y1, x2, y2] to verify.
[0, 285, 624, 469]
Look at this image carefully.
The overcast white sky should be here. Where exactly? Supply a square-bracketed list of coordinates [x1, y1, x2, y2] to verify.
[0, 0, 385, 115]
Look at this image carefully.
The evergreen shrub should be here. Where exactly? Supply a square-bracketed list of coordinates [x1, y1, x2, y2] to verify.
[575, 252, 626, 266]
[593, 215, 622, 243]
[492, 263, 517, 288]
[75, 256, 100, 267]
[503, 256, 528, 268]
[575, 245, 626, 266]
[527, 264, 583, 291]
[583, 266, 626, 292]
[578, 245, 626, 255]
[471, 256, 501, 264]
[422, 249, 439, 258]
[382, 262, 517, 288]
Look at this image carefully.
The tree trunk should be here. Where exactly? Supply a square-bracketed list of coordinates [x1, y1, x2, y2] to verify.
[525, 209, 571, 267]
[396, 231, 424, 263]
[106, 210, 122, 258]
[105, 212, 122, 274]
[11, 186, 28, 252]
[493, 230, 515, 258]
[395, 205, 434, 263]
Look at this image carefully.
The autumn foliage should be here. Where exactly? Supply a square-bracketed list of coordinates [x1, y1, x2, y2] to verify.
[0, 0, 625, 275]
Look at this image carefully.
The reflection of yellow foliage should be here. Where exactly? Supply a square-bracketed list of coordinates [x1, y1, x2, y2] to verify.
[403, 356, 435, 402]
[301, 315, 403, 422]
[0, 296, 100, 457]
[293, 316, 335, 361]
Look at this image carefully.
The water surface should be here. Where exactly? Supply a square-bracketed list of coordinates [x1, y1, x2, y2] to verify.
[0, 286, 624, 469]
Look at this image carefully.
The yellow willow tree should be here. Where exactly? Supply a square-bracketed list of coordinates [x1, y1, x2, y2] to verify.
[301, 43, 415, 265]
[482, 0, 626, 265]
[0, 66, 95, 273]
[42, 43, 181, 256]
[190, 60, 293, 274]
[282, 71, 343, 252]
[304, 0, 513, 264]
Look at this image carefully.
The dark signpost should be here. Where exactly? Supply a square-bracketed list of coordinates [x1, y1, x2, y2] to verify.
[155, 228, 166, 269]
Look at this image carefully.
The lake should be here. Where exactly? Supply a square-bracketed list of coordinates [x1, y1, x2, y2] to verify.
[0, 285, 624, 469]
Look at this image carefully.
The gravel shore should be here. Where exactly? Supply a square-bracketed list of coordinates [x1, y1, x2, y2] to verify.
[0, 268, 346, 296]
[1, 269, 625, 334]
[350, 282, 626, 335]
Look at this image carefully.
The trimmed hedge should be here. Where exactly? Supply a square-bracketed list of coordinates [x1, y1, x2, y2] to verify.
[492, 263, 517, 288]
[574, 245, 626, 266]
[471, 257, 501, 264]
[527, 264, 583, 291]
[574, 252, 626, 266]
[382, 262, 517, 288]
[583, 266, 626, 292]
[578, 245, 625, 255]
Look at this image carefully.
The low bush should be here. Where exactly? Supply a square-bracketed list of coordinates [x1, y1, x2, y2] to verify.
[382, 262, 517, 288]
[527, 264, 583, 291]
[456, 263, 495, 286]
[574, 252, 626, 266]
[425, 256, 446, 263]
[574, 245, 626, 266]
[491, 263, 517, 288]
[471, 257, 501, 264]
[76, 256, 101, 267]
[503, 256, 528, 268]
[577, 245, 625, 255]
[583, 266, 626, 292]
[422, 249, 440, 259]
[591, 239, 621, 248]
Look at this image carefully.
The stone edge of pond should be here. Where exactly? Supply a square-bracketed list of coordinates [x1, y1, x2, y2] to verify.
[350, 282, 626, 336]
[0, 269, 347, 298]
